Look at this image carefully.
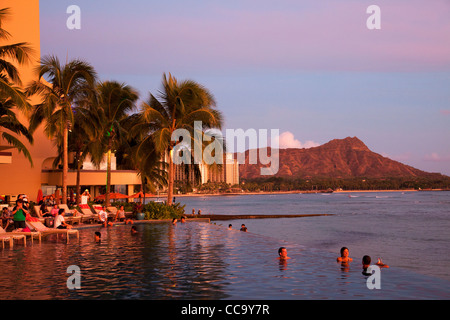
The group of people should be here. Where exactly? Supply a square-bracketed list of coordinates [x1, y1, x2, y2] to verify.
[336, 246, 389, 275]
[274, 245, 389, 275]
[191, 208, 202, 215]
[97, 205, 134, 227]
[1, 194, 31, 231]
[227, 223, 248, 232]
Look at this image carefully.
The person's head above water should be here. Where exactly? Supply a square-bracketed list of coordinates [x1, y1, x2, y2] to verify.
[278, 247, 290, 259]
[340, 247, 349, 257]
[362, 255, 371, 267]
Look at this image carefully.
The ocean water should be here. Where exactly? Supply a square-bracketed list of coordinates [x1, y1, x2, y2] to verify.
[0, 221, 448, 300]
[0, 191, 448, 300]
[177, 191, 450, 282]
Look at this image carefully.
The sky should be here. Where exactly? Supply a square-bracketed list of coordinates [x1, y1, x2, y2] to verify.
[38, 0, 450, 175]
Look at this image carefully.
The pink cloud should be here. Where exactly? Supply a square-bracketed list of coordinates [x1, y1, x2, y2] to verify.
[278, 132, 320, 149]
[424, 153, 450, 162]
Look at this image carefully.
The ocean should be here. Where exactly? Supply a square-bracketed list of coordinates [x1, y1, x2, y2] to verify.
[1, 190, 448, 301]
[176, 190, 450, 282]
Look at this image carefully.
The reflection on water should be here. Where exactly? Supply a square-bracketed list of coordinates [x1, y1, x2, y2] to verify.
[0, 222, 449, 300]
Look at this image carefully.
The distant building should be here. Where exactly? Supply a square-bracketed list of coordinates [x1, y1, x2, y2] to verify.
[171, 152, 239, 188]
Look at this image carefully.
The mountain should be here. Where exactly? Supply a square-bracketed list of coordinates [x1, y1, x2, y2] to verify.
[237, 137, 446, 180]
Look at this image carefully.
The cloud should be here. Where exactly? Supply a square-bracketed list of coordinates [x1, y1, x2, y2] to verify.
[424, 152, 450, 162]
[277, 132, 320, 149]
[440, 110, 450, 116]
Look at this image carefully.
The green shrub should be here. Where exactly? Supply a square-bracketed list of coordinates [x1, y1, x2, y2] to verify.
[143, 201, 186, 220]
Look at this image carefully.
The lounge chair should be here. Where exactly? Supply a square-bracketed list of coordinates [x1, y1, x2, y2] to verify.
[32, 206, 46, 223]
[92, 205, 102, 214]
[0, 234, 13, 248]
[0, 225, 41, 244]
[107, 206, 118, 219]
[58, 204, 81, 225]
[25, 221, 79, 244]
[0, 233, 26, 248]
[78, 205, 99, 224]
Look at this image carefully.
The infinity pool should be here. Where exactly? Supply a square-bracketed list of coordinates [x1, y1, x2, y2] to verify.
[0, 221, 448, 299]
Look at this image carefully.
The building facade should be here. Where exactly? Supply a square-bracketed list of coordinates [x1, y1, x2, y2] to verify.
[0, 0, 141, 202]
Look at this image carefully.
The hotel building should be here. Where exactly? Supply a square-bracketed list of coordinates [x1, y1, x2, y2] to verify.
[0, 0, 238, 203]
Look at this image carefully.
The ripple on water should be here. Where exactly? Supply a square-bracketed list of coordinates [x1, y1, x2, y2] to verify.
[0, 222, 449, 299]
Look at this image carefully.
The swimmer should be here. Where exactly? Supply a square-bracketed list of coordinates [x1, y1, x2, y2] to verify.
[228, 224, 232, 230]
[131, 226, 138, 235]
[278, 247, 290, 260]
[172, 218, 177, 225]
[240, 224, 247, 232]
[180, 216, 186, 223]
[362, 255, 371, 275]
[337, 247, 353, 263]
[94, 231, 101, 242]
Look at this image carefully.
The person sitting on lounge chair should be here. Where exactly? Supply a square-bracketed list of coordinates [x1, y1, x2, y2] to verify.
[54, 209, 73, 229]
[50, 204, 59, 217]
[1, 207, 11, 230]
[98, 206, 113, 227]
[40, 203, 52, 217]
[114, 205, 133, 224]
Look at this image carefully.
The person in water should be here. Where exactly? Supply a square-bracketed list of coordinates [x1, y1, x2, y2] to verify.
[362, 255, 389, 275]
[94, 231, 101, 242]
[362, 255, 372, 275]
[278, 247, 291, 260]
[131, 226, 138, 235]
[337, 247, 353, 263]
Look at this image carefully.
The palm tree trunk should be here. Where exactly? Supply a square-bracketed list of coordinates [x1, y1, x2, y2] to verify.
[167, 148, 174, 206]
[106, 148, 111, 207]
[62, 125, 68, 204]
[75, 150, 81, 205]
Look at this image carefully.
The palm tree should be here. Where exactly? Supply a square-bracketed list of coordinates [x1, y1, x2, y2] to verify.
[51, 103, 101, 204]
[137, 73, 223, 205]
[91, 80, 139, 207]
[124, 113, 168, 203]
[0, 96, 33, 164]
[27, 55, 97, 204]
[0, 7, 34, 163]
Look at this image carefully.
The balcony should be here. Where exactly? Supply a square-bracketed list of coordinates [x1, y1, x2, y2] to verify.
[41, 169, 141, 186]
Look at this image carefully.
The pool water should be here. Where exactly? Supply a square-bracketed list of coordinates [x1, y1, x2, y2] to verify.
[0, 221, 449, 300]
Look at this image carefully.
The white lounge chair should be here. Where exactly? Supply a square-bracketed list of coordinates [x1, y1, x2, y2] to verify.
[107, 206, 118, 219]
[0, 234, 13, 248]
[25, 221, 79, 244]
[0, 225, 41, 244]
[78, 205, 98, 224]
[0, 232, 26, 247]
